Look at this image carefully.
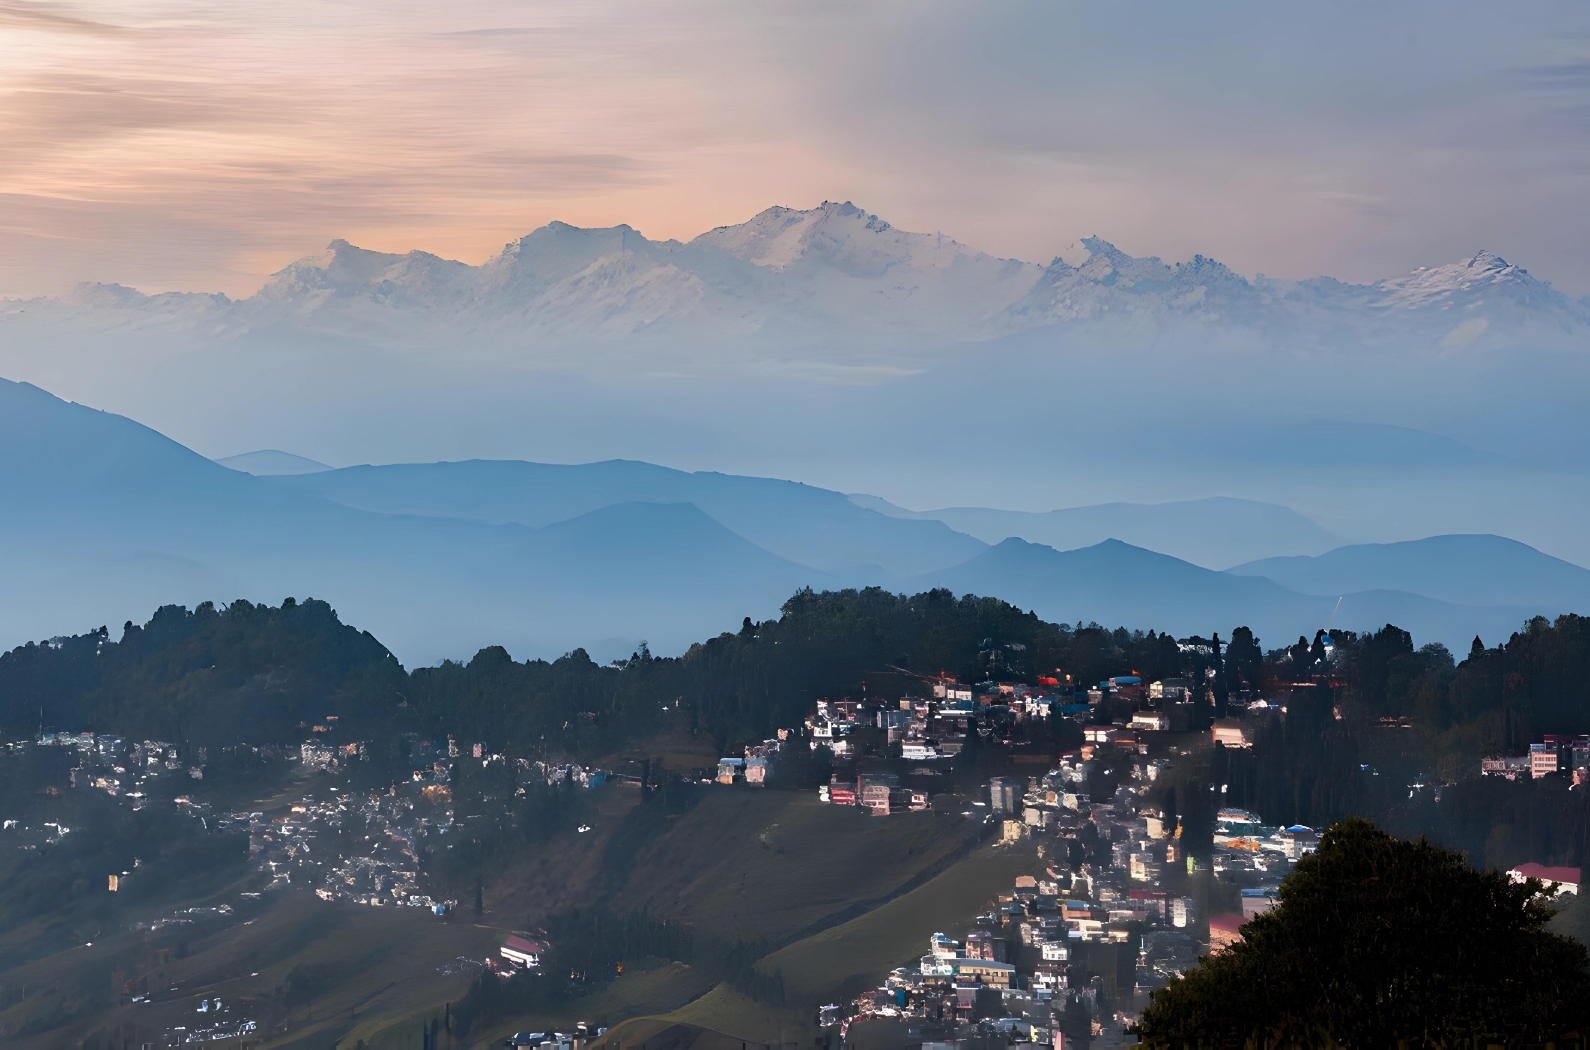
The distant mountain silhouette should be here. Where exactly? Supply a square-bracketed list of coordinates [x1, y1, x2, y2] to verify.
[851, 494, 1338, 568]
[0, 378, 831, 663]
[914, 538, 1551, 650]
[0, 376, 1577, 663]
[266, 459, 985, 579]
[217, 450, 332, 475]
[1229, 535, 1590, 610]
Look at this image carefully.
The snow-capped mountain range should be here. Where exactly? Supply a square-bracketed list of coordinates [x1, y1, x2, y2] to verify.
[7, 201, 1586, 355]
[6, 200, 1590, 591]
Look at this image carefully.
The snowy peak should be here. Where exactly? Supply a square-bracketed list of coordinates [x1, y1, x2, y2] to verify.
[693, 200, 1020, 278]
[1373, 250, 1555, 311]
[1008, 237, 1258, 325]
[1074, 237, 1174, 286]
[525, 250, 708, 337]
[255, 239, 477, 311]
[478, 222, 678, 301]
[1468, 249, 1510, 273]
[12, 205, 1590, 354]
[64, 282, 230, 312]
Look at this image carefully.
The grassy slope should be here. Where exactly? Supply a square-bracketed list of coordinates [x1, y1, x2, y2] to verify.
[660, 984, 815, 1046]
[606, 792, 987, 943]
[466, 793, 998, 1046]
[757, 841, 1040, 1004]
[602, 728, 725, 781]
[466, 963, 719, 1050]
[593, 840, 1039, 1049]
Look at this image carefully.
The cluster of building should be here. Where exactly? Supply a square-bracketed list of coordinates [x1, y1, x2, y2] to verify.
[838, 796, 1298, 1043]
[1209, 808, 1319, 873]
[806, 691, 979, 762]
[36, 731, 205, 806]
[810, 684, 1073, 815]
[0, 739, 228, 891]
[288, 796, 437, 908]
[273, 739, 626, 908]
[15, 721, 640, 921]
[163, 1017, 259, 1045]
[714, 735, 787, 785]
[821, 773, 931, 815]
[501, 1023, 607, 1048]
[1482, 734, 1590, 783]
[841, 866, 1159, 1046]
[827, 686, 1315, 1042]
[239, 783, 473, 911]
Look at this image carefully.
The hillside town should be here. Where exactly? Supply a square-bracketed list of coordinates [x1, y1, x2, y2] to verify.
[794, 672, 1588, 1043]
[7, 648, 1589, 1048]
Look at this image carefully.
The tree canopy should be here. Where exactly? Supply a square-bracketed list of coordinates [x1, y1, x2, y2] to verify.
[1137, 818, 1590, 1048]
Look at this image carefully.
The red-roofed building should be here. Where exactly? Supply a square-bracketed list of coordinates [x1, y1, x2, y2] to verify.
[500, 935, 543, 969]
[1508, 863, 1581, 896]
[1209, 913, 1245, 952]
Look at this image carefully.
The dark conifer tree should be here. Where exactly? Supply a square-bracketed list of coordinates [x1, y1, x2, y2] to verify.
[1138, 819, 1590, 1046]
[1211, 632, 1228, 719]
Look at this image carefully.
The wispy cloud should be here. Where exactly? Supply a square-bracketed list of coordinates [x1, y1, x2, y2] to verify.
[0, 1, 123, 36]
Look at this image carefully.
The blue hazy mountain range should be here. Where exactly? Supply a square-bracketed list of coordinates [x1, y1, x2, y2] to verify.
[848, 494, 1340, 570]
[215, 449, 332, 475]
[2, 377, 1583, 665]
[0, 379, 825, 663]
[6, 202, 1590, 570]
[259, 459, 985, 579]
[914, 539, 1550, 655]
[1229, 536, 1590, 610]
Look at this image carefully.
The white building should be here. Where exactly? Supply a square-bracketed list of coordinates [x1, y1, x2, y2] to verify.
[1508, 863, 1581, 896]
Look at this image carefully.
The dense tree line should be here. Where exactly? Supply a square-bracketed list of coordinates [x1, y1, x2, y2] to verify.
[8, 593, 1590, 872]
[0, 589, 1197, 759]
[0, 599, 403, 747]
[1268, 616, 1590, 762]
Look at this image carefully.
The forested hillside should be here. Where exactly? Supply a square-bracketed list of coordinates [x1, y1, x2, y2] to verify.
[6, 591, 1590, 880]
[7, 592, 1590, 788]
[0, 588, 1188, 759]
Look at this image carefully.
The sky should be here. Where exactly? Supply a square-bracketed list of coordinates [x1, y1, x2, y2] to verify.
[3, 0, 1590, 297]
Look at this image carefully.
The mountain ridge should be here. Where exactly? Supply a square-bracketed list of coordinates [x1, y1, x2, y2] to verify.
[849, 494, 1339, 569]
[915, 537, 1558, 652]
[12, 202, 1587, 354]
[1, 375, 1584, 664]
[264, 457, 988, 579]
[1229, 535, 1590, 610]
